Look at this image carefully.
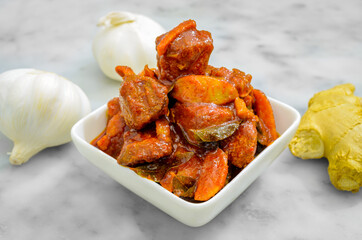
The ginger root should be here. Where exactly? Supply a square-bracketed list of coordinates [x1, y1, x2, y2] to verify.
[289, 83, 362, 192]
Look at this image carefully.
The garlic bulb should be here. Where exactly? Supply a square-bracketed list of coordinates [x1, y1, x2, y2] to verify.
[92, 11, 165, 81]
[0, 69, 91, 165]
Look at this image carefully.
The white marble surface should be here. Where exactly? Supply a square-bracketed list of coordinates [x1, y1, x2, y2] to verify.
[0, 0, 362, 239]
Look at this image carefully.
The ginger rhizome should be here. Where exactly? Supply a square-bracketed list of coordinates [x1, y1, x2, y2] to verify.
[289, 83, 362, 192]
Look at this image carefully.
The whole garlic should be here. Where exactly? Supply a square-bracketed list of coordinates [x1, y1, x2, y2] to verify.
[92, 11, 165, 81]
[0, 69, 91, 165]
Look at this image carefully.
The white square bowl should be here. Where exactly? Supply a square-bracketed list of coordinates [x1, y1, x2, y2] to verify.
[71, 97, 300, 227]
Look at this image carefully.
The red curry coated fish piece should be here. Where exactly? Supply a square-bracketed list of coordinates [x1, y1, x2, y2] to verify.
[156, 20, 197, 56]
[117, 118, 172, 166]
[220, 119, 258, 168]
[107, 97, 121, 117]
[95, 98, 126, 158]
[119, 74, 169, 130]
[156, 20, 213, 85]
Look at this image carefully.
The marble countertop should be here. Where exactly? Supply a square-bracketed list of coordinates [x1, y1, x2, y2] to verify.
[0, 0, 361, 239]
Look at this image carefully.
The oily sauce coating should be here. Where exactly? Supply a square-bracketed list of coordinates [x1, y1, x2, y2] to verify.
[93, 20, 278, 202]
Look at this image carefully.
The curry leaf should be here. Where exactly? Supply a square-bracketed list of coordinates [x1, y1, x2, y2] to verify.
[191, 120, 240, 142]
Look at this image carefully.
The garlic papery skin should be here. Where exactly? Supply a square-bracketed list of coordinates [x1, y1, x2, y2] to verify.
[92, 11, 165, 81]
[0, 69, 91, 165]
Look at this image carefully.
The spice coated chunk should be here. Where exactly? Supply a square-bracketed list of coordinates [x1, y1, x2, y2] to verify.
[94, 98, 126, 159]
[221, 119, 258, 168]
[117, 118, 172, 166]
[156, 20, 213, 85]
[119, 75, 169, 130]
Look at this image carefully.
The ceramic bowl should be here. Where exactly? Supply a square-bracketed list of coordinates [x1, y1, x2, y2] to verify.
[71, 97, 300, 227]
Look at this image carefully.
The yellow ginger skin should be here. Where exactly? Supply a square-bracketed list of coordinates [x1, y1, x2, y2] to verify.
[289, 83, 362, 192]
